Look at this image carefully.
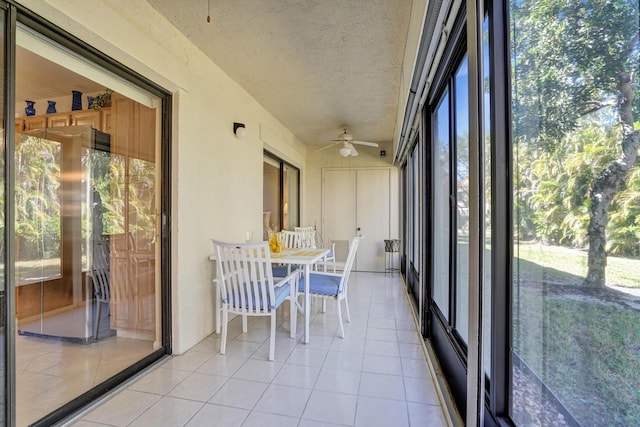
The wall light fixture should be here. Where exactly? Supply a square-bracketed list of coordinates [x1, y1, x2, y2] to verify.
[233, 122, 247, 139]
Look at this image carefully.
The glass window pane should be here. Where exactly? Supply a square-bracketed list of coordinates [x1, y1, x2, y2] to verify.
[482, 15, 492, 378]
[433, 91, 450, 319]
[283, 163, 299, 230]
[263, 155, 280, 235]
[455, 56, 469, 343]
[412, 144, 419, 269]
[511, 0, 640, 424]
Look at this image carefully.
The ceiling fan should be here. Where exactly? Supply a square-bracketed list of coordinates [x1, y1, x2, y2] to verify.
[316, 128, 379, 157]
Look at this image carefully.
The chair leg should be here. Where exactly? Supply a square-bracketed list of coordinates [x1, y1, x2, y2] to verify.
[343, 295, 351, 323]
[220, 308, 228, 355]
[93, 301, 102, 340]
[269, 312, 276, 361]
[336, 297, 345, 338]
[322, 299, 327, 313]
[242, 314, 248, 333]
[289, 292, 297, 339]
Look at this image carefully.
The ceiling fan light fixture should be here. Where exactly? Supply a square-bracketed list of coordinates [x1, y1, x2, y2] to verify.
[338, 129, 353, 141]
[339, 147, 352, 157]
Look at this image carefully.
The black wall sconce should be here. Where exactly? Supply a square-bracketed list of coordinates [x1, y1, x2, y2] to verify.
[233, 122, 247, 139]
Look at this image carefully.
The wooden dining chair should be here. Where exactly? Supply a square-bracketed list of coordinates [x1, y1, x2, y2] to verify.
[298, 236, 361, 338]
[212, 240, 299, 361]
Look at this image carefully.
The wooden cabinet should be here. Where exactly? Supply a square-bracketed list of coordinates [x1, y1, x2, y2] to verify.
[108, 94, 157, 337]
[16, 108, 113, 133]
[101, 108, 112, 134]
[72, 110, 101, 129]
[47, 113, 71, 128]
[112, 94, 156, 162]
[24, 115, 47, 131]
[107, 233, 155, 336]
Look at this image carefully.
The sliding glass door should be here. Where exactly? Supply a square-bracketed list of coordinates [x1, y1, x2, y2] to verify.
[263, 151, 300, 237]
[1, 6, 172, 425]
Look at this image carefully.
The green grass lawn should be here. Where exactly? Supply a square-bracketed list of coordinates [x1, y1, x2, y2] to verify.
[514, 241, 640, 426]
[515, 241, 640, 289]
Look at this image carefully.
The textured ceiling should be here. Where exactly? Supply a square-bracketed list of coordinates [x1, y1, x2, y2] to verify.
[147, 0, 412, 147]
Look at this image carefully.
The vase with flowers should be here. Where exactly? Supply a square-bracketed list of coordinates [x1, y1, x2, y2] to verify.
[90, 89, 113, 110]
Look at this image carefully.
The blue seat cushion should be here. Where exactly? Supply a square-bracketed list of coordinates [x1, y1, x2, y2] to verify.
[272, 265, 290, 277]
[224, 281, 290, 310]
[299, 273, 341, 296]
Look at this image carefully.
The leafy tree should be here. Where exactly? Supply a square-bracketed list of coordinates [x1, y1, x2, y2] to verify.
[14, 136, 61, 261]
[511, 0, 639, 287]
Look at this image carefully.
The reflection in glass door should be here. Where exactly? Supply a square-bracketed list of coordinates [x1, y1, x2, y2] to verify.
[14, 27, 163, 426]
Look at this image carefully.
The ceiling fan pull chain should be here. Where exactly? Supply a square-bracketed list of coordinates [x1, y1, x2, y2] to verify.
[207, 0, 212, 23]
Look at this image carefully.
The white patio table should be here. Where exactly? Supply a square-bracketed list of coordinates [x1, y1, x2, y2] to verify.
[210, 246, 330, 344]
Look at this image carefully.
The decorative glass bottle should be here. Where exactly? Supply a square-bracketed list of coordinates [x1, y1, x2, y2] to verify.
[46, 100, 57, 114]
[25, 100, 36, 116]
[71, 90, 83, 111]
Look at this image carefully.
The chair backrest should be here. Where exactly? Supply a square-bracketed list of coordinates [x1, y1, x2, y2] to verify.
[294, 226, 316, 248]
[92, 241, 110, 302]
[281, 230, 303, 248]
[212, 240, 277, 314]
[338, 236, 362, 292]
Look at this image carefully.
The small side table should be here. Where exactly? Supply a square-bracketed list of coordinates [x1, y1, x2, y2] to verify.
[384, 239, 400, 277]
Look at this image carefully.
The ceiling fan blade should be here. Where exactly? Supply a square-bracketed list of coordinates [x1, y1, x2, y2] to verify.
[352, 140, 379, 147]
[315, 141, 341, 153]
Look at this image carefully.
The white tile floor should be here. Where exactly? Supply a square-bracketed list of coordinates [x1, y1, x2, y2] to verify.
[64, 272, 449, 427]
[16, 331, 154, 426]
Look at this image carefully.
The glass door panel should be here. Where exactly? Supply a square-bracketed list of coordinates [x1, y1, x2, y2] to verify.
[15, 31, 162, 425]
[263, 152, 300, 235]
[482, 15, 492, 378]
[433, 91, 451, 320]
[510, 0, 640, 424]
[283, 163, 299, 230]
[455, 56, 469, 343]
[263, 154, 281, 235]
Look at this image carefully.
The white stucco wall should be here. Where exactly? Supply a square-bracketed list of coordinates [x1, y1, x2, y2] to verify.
[19, 0, 308, 353]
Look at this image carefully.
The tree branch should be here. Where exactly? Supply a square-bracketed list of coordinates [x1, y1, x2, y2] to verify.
[577, 100, 617, 117]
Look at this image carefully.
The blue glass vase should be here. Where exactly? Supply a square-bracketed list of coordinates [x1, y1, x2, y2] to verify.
[25, 100, 36, 116]
[46, 100, 57, 114]
[71, 90, 83, 111]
